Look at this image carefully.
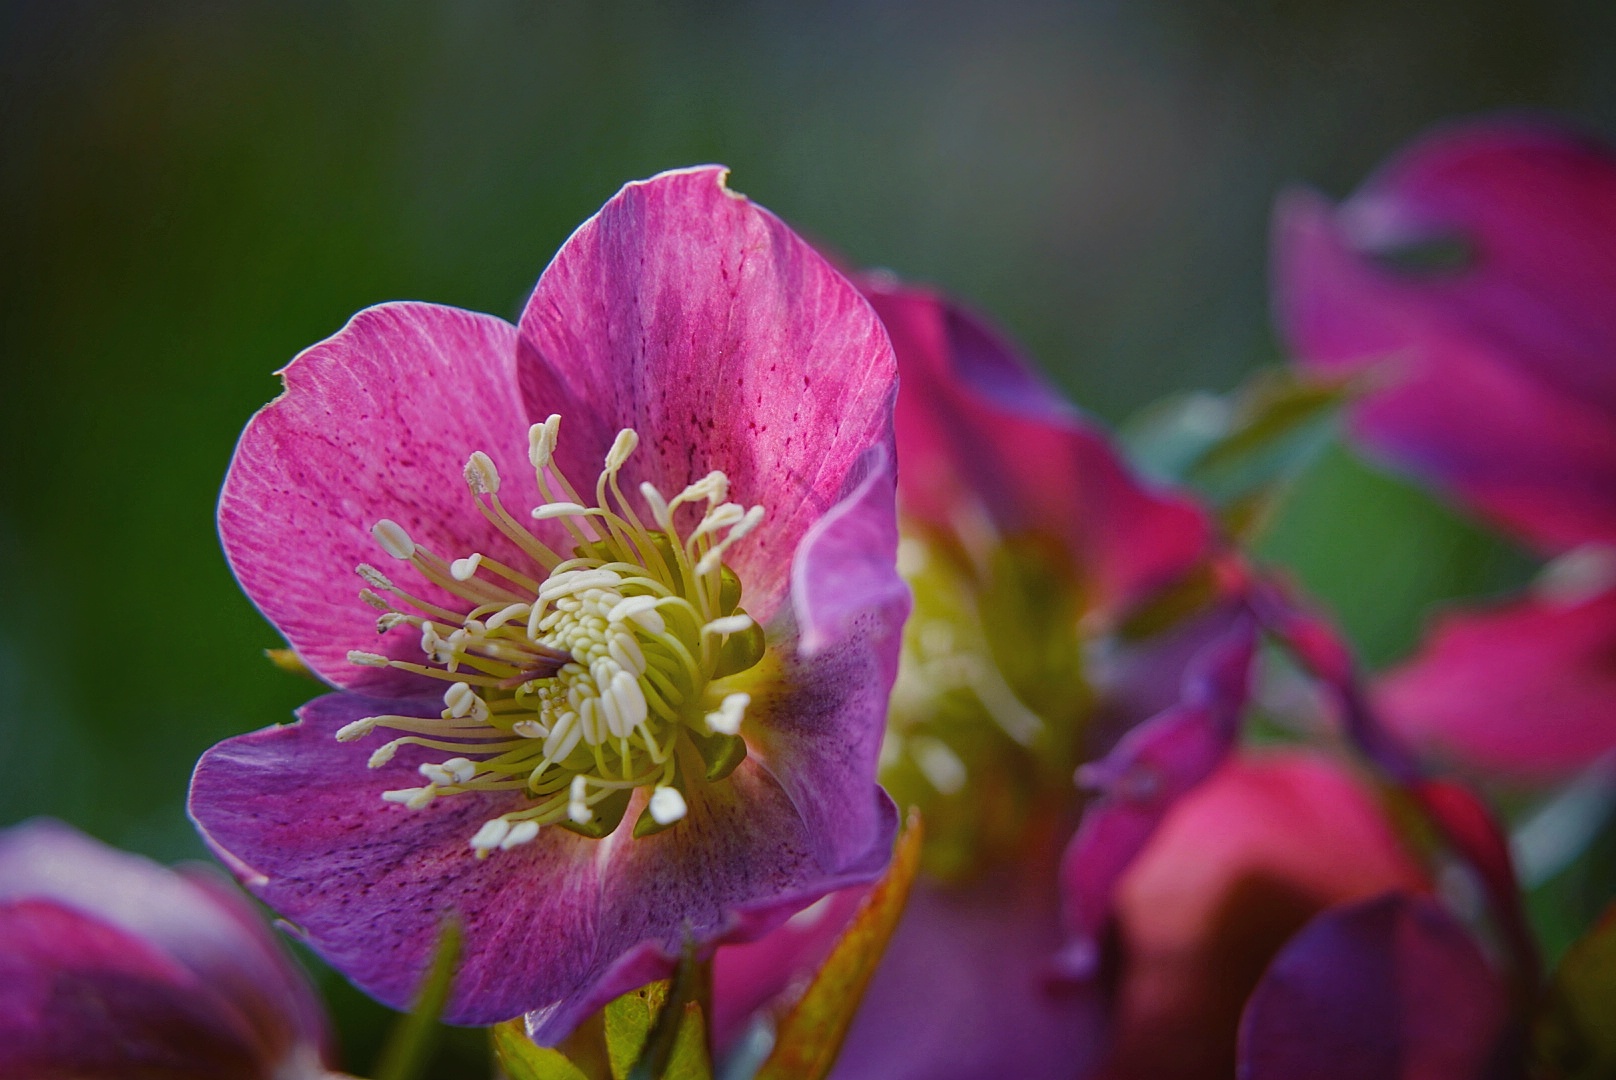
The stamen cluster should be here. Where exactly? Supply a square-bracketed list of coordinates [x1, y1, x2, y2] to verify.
[340, 415, 766, 853]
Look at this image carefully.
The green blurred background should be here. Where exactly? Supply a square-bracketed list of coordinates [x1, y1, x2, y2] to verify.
[3, 1, 1613, 1073]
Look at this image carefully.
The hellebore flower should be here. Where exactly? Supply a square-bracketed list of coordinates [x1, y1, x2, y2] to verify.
[715, 278, 1228, 1079]
[1273, 117, 1616, 780]
[190, 167, 907, 1038]
[1098, 752, 1514, 1080]
[0, 819, 335, 1080]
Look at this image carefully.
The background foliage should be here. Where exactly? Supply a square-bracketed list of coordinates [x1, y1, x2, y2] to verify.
[4, 1, 1614, 1074]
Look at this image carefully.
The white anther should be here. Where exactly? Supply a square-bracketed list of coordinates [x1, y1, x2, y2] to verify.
[606, 428, 639, 470]
[544, 713, 583, 760]
[450, 553, 484, 581]
[731, 504, 765, 540]
[639, 482, 672, 529]
[694, 549, 724, 577]
[568, 775, 591, 824]
[470, 818, 513, 852]
[361, 589, 393, 611]
[335, 717, 378, 741]
[419, 762, 455, 786]
[598, 675, 627, 737]
[539, 568, 623, 601]
[910, 736, 968, 796]
[649, 786, 688, 826]
[348, 650, 392, 667]
[420, 624, 442, 658]
[368, 741, 401, 767]
[383, 787, 437, 810]
[464, 451, 500, 494]
[485, 602, 530, 630]
[529, 415, 561, 469]
[377, 612, 410, 632]
[512, 719, 546, 739]
[358, 565, 394, 589]
[608, 632, 646, 677]
[692, 502, 746, 540]
[372, 519, 416, 560]
[444, 682, 477, 717]
[532, 502, 591, 520]
[611, 670, 648, 731]
[442, 757, 477, 784]
[501, 820, 541, 849]
[705, 692, 750, 736]
[609, 595, 666, 635]
[680, 471, 729, 505]
[702, 613, 754, 637]
[446, 628, 470, 653]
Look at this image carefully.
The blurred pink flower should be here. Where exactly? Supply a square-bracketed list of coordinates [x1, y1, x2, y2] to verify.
[0, 820, 336, 1080]
[1273, 117, 1616, 780]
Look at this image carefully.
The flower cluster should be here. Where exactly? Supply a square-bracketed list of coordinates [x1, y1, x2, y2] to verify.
[18, 120, 1616, 1080]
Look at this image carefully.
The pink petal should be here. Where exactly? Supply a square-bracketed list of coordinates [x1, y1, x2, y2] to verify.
[1377, 586, 1616, 780]
[1273, 120, 1616, 553]
[1237, 894, 1512, 1080]
[220, 301, 529, 691]
[516, 166, 898, 624]
[1104, 754, 1430, 1080]
[865, 278, 1211, 619]
[0, 820, 328, 1068]
[0, 899, 266, 1080]
[190, 691, 895, 1032]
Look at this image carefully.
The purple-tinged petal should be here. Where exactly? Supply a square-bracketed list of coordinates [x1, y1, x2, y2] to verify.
[1378, 586, 1616, 781]
[864, 278, 1211, 620]
[0, 819, 329, 1069]
[1273, 120, 1616, 553]
[1237, 893, 1515, 1080]
[219, 302, 529, 692]
[1058, 616, 1257, 956]
[516, 166, 898, 624]
[0, 899, 267, 1080]
[191, 690, 897, 1032]
[1103, 754, 1430, 1080]
[831, 855, 1107, 1080]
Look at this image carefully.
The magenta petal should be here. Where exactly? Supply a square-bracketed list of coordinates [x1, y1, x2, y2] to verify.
[1058, 617, 1257, 957]
[0, 819, 328, 1067]
[0, 899, 266, 1080]
[1377, 587, 1616, 780]
[831, 868, 1106, 1080]
[220, 301, 528, 691]
[1273, 120, 1616, 553]
[1237, 893, 1514, 1080]
[516, 166, 898, 623]
[866, 279, 1211, 618]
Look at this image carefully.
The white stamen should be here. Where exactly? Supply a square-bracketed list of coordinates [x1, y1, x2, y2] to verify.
[368, 742, 401, 767]
[648, 786, 688, 825]
[372, 519, 416, 560]
[383, 787, 437, 810]
[464, 451, 500, 494]
[420, 623, 442, 658]
[336, 717, 378, 741]
[348, 650, 391, 667]
[568, 775, 591, 824]
[529, 415, 561, 469]
[485, 602, 530, 630]
[680, 471, 728, 505]
[544, 713, 583, 761]
[501, 820, 541, 849]
[539, 568, 623, 601]
[357, 565, 394, 590]
[512, 719, 546, 739]
[532, 502, 591, 520]
[419, 762, 455, 786]
[361, 589, 393, 610]
[639, 482, 672, 529]
[450, 553, 483, 581]
[612, 670, 648, 731]
[444, 682, 477, 718]
[470, 818, 512, 851]
[705, 692, 750, 736]
[609, 595, 666, 635]
[702, 614, 754, 638]
[606, 428, 639, 470]
[910, 736, 968, 796]
[692, 502, 746, 540]
[377, 612, 410, 632]
[442, 757, 477, 783]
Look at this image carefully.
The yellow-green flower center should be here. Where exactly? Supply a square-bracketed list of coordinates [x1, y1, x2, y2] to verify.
[342, 415, 766, 854]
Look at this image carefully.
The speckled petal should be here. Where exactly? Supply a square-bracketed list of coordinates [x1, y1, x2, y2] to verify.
[219, 302, 530, 692]
[516, 166, 898, 624]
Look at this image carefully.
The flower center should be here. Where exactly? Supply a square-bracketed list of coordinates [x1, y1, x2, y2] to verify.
[341, 415, 767, 854]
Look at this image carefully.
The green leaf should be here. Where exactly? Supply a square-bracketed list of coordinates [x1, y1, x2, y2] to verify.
[374, 918, 462, 1080]
[1123, 369, 1349, 540]
[601, 945, 713, 1080]
[490, 1019, 590, 1080]
[755, 808, 925, 1080]
[1536, 899, 1616, 1079]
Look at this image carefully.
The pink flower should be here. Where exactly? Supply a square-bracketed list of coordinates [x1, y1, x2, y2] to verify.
[1273, 117, 1616, 780]
[189, 167, 908, 1037]
[716, 278, 1230, 1080]
[0, 819, 335, 1080]
[1100, 752, 1511, 1080]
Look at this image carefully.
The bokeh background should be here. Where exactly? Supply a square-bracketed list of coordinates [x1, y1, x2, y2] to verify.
[4, 1, 1614, 1073]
